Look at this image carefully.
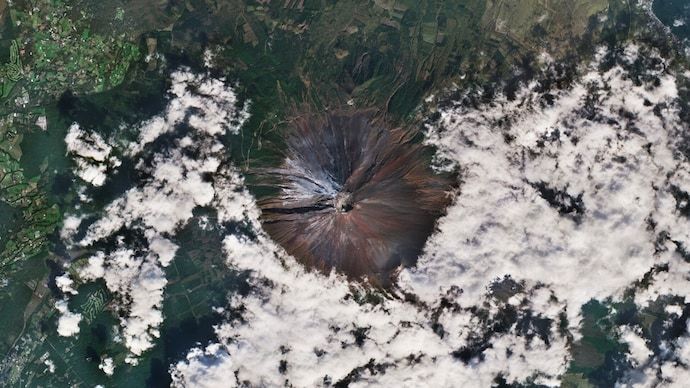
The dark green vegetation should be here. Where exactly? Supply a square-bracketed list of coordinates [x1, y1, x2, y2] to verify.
[0, 0, 143, 284]
[562, 296, 690, 388]
[563, 301, 631, 387]
[0, 214, 243, 387]
[195, 0, 611, 168]
[0, 0, 679, 385]
[10, 0, 141, 98]
[652, 0, 690, 43]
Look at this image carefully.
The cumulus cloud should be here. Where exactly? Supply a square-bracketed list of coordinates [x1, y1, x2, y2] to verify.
[171, 131, 567, 386]
[172, 229, 567, 387]
[55, 299, 82, 337]
[619, 326, 653, 367]
[659, 333, 690, 385]
[60, 68, 248, 360]
[65, 123, 120, 186]
[99, 357, 115, 376]
[172, 46, 690, 387]
[60, 214, 84, 242]
[128, 71, 248, 155]
[402, 50, 686, 332]
[78, 252, 106, 281]
[55, 43, 690, 386]
[44, 358, 55, 373]
[171, 344, 237, 388]
[616, 318, 690, 387]
[55, 274, 78, 295]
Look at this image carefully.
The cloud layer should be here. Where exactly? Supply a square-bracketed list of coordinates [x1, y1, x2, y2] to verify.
[172, 46, 690, 387]
[57, 43, 690, 386]
[59, 69, 248, 362]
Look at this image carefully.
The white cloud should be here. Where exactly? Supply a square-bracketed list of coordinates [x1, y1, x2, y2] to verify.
[172, 210, 568, 386]
[171, 344, 237, 388]
[78, 252, 106, 281]
[128, 71, 249, 155]
[54, 46, 690, 386]
[148, 234, 179, 267]
[44, 358, 55, 373]
[617, 319, 690, 387]
[60, 68, 249, 360]
[55, 273, 78, 295]
[666, 305, 684, 316]
[401, 53, 685, 333]
[99, 357, 115, 376]
[659, 333, 690, 385]
[173, 47, 690, 387]
[55, 299, 82, 337]
[60, 214, 84, 242]
[64, 123, 120, 187]
[620, 326, 653, 367]
[36, 115, 47, 131]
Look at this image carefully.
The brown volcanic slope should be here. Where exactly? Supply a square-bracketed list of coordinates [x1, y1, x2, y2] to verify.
[256, 111, 455, 286]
